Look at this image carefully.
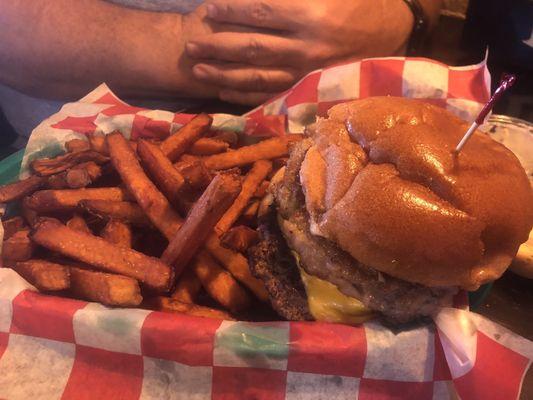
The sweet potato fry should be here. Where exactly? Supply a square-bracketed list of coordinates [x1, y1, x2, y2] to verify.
[129, 140, 138, 153]
[0, 175, 45, 203]
[168, 189, 267, 301]
[82, 161, 103, 179]
[204, 234, 269, 302]
[179, 154, 201, 163]
[46, 173, 69, 189]
[45, 161, 103, 190]
[188, 138, 229, 155]
[21, 197, 38, 227]
[107, 132, 183, 239]
[2, 216, 27, 240]
[137, 139, 186, 207]
[69, 267, 142, 306]
[171, 268, 202, 303]
[30, 219, 172, 292]
[79, 200, 150, 226]
[27, 187, 127, 212]
[192, 252, 250, 313]
[174, 160, 213, 192]
[241, 200, 260, 226]
[254, 180, 270, 198]
[12, 259, 70, 291]
[31, 150, 109, 176]
[160, 113, 213, 162]
[100, 220, 132, 248]
[65, 169, 91, 189]
[88, 132, 109, 155]
[2, 230, 35, 264]
[161, 173, 241, 277]
[220, 225, 259, 253]
[152, 296, 233, 320]
[211, 131, 239, 147]
[67, 161, 103, 187]
[216, 160, 272, 235]
[202, 136, 302, 170]
[65, 139, 91, 153]
[108, 132, 265, 299]
[66, 214, 92, 234]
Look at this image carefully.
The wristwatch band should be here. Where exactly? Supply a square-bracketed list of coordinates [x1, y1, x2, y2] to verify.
[402, 0, 429, 55]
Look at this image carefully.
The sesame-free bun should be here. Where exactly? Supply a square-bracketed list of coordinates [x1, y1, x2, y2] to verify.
[299, 97, 533, 290]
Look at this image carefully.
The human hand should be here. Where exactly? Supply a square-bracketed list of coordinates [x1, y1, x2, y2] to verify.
[186, 0, 414, 105]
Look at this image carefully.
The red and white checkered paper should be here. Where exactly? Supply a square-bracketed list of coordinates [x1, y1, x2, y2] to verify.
[1, 56, 532, 400]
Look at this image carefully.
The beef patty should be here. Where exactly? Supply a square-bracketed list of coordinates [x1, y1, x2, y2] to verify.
[249, 139, 456, 324]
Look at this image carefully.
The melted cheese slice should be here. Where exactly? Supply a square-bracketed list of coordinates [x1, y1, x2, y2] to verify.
[299, 267, 375, 325]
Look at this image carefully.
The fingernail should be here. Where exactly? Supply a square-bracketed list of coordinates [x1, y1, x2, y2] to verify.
[186, 42, 200, 57]
[193, 64, 210, 80]
[206, 4, 218, 18]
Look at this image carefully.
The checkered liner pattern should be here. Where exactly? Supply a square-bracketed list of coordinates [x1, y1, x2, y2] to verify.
[1, 57, 532, 399]
[0, 270, 531, 400]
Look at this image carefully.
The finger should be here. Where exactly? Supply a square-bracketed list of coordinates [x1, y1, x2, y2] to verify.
[187, 33, 303, 67]
[192, 63, 298, 92]
[206, 0, 302, 31]
[219, 90, 277, 106]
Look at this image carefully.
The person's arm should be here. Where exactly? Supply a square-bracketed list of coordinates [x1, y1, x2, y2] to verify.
[0, 0, 218, 100]
[185, 0, 443, 105]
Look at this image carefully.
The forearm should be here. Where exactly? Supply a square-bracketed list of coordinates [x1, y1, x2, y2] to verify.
[0, 0, 217, 100]
[377, 0, 443, 56]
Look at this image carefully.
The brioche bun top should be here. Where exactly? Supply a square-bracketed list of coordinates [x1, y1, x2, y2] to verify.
[299, 97, 533, 289]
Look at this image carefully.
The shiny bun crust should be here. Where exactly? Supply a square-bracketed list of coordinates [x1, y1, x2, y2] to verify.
[299, 97, 533, 289]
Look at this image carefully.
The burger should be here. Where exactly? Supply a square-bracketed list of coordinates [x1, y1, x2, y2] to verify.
[248, 97, 533, 325]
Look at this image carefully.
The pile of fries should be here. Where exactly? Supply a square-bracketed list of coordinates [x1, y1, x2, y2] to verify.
[0, 114, 299, 320]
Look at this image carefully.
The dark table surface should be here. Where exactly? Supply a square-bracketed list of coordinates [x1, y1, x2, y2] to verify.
[476, 272, 533, 399]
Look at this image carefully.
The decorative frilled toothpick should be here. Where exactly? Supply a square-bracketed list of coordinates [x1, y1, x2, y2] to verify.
[454, 74, 516, 154]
